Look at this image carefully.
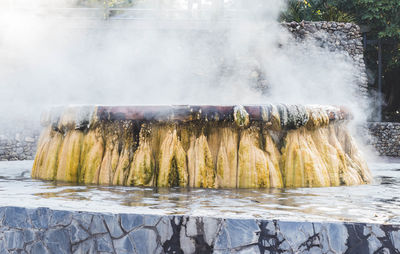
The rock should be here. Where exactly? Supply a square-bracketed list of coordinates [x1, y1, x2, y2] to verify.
[44, 228, 71, 254]
[129, 228, 158, 253]
[25, 137, 35, 143]
[3, 207, 30, 228]
[72, 238, 95, 254]
[120, 214, 143, 232]
[67, 221, 90, 244]
[103, 214, 124, 238]
[73, 213, 93, 230]
[4, 230, 25, 250]
[29, 207, 51, 229]
[113, 235, 134, 254]
[89, 215, 108, 234]
[27, 242, 49, 254]
[50, 210, 73, 227]
[156, 217, 173, 244]
[95, 233, 113, 252]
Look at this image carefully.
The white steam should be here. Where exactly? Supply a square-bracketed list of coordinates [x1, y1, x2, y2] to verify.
[0, 0, 366, 126]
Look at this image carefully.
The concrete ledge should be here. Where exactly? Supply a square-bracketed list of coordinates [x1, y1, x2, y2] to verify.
[0, 206, 399, 253]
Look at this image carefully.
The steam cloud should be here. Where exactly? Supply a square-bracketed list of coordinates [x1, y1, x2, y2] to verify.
[0, 0, 367, 126]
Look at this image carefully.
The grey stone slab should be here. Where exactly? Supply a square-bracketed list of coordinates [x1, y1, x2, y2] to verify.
[120, 214, 143, 232]
[203, 217, 221, 247]
[390, 230, 400, 250]
[180, 223, 195, 254]
[156, 217, 173, 244]
[113, 234, 135, 254]
[225, 219, 259, 249]
[50, 210, 73, 227]
[129, 228, 158, 254]
[44, 228, 71, 254]
[3, 207, 30, 228]
[67, 221, 90, 244]
[103, 214, 124, 239]
[73, 213, 93, 230]
[95, 233, 114, 252]
[277, 221, 314, 251]
[214, 224, 229, 250]
[28, 242, 49, 254]
[29, 207, 51, 229]
[185, 217, 197, 237]
[72, 238, 95, 254]
[22, 228, 35, 243]
[90, 215, 108, 235]
[144, 214, 161, 227]
[238, 245, 261, 254]
[326, 223, 348, 253]
[4, 230, 24, 250]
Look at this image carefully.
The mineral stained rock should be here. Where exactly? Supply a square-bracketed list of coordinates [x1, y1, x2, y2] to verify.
[32, 105, 372, 188]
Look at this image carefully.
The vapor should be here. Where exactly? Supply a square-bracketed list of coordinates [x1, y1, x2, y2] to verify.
[0, 0, 368, 127]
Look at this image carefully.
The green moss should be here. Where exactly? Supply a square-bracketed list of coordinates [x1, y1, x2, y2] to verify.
[168, 157, 180, 187]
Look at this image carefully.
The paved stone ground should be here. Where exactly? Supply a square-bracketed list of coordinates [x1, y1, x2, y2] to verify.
[0, 206, 399, 253]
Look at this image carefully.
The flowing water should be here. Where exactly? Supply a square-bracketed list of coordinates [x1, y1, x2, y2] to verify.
[0, 159, 399, 224]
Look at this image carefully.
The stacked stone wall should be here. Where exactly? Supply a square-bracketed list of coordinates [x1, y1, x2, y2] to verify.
[368, 122, 400, 157]
[284, 21, 368, 99]
[0, 128, 39, 161]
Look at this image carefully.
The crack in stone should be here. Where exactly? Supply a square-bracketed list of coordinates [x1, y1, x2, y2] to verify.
[258, 220, 285, 254]
[344, 223, 370, 254]
[162, 216, 184, 254]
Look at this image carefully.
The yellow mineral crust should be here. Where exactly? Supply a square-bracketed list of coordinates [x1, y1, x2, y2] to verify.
[214, 128, 238, 188]
[158, 128, 188, 187]
[187, 134, 214, 188]
[79, 128, 104, 184]
[32, 105, 372, 189]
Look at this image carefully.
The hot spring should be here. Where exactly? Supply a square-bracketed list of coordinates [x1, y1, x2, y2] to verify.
[32, 104, 372, 189]
[0, 1, 399, 253]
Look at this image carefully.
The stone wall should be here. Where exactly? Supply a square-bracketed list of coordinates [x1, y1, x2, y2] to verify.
[284, 21, 368, 99]
[368, 122, 400, 157]
[0, 206, 398, 253]
[0, 128, 39, 161]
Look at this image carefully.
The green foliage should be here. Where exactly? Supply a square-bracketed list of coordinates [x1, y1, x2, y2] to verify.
[281, 0, 355, 23]
[336, 0, 400, 39]
[338, 0, 400, 71]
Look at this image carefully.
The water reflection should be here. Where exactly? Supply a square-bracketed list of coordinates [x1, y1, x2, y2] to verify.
[0, 160, 400, 224]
